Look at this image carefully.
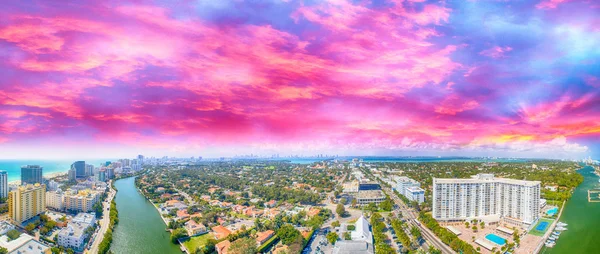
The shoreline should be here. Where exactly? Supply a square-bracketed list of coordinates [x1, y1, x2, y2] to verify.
[8, 171, 68, 185]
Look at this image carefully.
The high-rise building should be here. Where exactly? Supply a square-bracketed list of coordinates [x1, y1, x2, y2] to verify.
[68, 169, 77, 182]
[46, 190, 64, 211]
[98, 170, 106, 182]
[106, 167, 114, 179]
[21, 165, 43, 185]
[0, 171, 7, 199]
[8, 184, 46, 223]
[433, 174, 540, 227]
[85, 164, 94, 177]
[71, 161, 86, 179]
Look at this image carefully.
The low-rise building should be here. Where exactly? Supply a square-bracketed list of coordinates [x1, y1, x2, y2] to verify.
[215, 240, 231, 254]
[356, 190, 386, 205]
[255, 230, 275, 246]
[57, 222, 92, 252]
[405, 186, 425, 204]
[0, 232, 50, 254]
[212, 225, 232, 240]
[185, 220, 207, 237]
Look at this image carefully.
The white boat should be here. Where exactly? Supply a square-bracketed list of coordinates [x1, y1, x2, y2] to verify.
[549, 236, 557, 241]
[555, 227, 567, 231]
[557, 222, 568, 227]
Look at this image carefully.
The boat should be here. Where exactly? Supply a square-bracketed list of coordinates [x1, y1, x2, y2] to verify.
[555, 226, 567, 231]
[552, 232, 561, 236]
[557, 222, 568, 227]
[549, 236, 557, 241]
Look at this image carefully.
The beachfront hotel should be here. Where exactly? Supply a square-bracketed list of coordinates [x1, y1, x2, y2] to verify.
[433, 174, 540, 227]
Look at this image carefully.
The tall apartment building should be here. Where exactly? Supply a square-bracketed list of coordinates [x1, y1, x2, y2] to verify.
[8, 184, 46, 223]
[64, 189, 99, 213]
[46, 190, 65, 211]
[21, 165, 43, 185]
[433, 174, 540, 226]
[85, 164, 94, 177]
[0, 171, 7, 199]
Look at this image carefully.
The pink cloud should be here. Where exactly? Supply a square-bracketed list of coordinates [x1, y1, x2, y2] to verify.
[479, 46, 513, 58]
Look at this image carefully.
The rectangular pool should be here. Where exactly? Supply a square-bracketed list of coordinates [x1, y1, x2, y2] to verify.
[485, 234, 507, 245]
[536, 221, 549, 231]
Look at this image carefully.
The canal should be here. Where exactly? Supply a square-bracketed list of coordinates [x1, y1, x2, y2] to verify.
[111, 177, 181, 254]
[546, 165, 600, 253]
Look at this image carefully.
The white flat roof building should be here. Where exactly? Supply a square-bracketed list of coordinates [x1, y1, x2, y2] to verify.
[0, 232, 49, 254]
[433, 174, 540, 226]
[405, 186, 425, 204]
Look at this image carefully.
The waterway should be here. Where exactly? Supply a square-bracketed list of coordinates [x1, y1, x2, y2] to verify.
[545, 165, 600, 253]
[111, 177, 180, 254]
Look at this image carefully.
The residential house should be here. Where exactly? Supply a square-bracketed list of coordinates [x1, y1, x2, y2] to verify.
[255, 230, 275, 246]
[215, 240, 231, 254]
[185, 220, 207, 236]
[212, 225, 232, 240]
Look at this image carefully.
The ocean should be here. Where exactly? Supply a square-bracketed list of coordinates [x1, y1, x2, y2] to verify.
[0, 159, 110, 182]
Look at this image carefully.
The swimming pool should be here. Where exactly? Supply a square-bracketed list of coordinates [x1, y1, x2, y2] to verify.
[536, 221, 549, 231]
[486, 234, 507, 245]
[547, 207, 558, 216]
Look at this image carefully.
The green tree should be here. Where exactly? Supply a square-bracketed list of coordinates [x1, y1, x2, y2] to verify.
[170, 228, 187, 244]
[379, 198, 393, 211]
[326, 232, 338, 244]
[276, 224, 301, 245]
[331, 220, 340, 227]
[6, 230, 20, 241]
[25, 223, 35, 233]
[228, 237, 257, 254]
[343, 232, 351, 240]
[336, 203, 346, 217]
[0, 247, 7, 254]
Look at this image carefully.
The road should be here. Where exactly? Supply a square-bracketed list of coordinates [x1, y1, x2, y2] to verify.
[87, 181, 117, 254]
[382, 184, 455, 254]
[174, 188, 197, 206]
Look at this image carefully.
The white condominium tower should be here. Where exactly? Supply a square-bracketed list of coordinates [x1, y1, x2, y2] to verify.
[433, 174, 540, 226]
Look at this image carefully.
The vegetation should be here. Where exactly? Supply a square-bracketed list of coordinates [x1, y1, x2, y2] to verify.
[6, 229, 20, 241]
[390, 219, 411, 252]
[326, 232, 338, 244]
[276, 224, 301, 245]
[98, 198, 119, 254]
[171, 228, 188, 244]
[419, 212, 477, 254]
[336, 203, 346, 217]
[228, 237, 257, 254]
[370, 213, 394, 254]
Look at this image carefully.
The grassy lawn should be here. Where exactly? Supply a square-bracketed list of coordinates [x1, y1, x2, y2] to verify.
[529, 218, 554, 236]
[182, 233, 214, 252]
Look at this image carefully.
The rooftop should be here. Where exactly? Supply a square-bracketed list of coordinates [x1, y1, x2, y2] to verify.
[434, 174, 541, 186]
[0, 232, 49, 254]
[357, 190, 386, 199]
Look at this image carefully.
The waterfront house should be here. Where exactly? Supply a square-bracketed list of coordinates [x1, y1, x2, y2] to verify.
[185, 220, 207, 236]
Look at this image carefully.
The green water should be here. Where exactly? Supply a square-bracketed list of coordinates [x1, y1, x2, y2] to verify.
[546, 166, 600, 254]
[111, 177, 181, 254]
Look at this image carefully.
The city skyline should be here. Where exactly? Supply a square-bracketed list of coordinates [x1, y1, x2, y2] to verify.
[0, 0, 599, 160]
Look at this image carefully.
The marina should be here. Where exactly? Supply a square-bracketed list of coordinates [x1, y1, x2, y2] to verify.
[545, 166, 600, 253]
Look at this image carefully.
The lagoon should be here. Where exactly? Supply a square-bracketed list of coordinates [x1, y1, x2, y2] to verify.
[111, 177, 180, 254]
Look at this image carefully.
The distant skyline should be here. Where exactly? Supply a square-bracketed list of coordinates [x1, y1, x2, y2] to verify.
[0, 1, 598, 160]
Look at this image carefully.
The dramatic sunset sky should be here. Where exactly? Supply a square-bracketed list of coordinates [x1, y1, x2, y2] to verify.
[0, 0, 598, 159]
